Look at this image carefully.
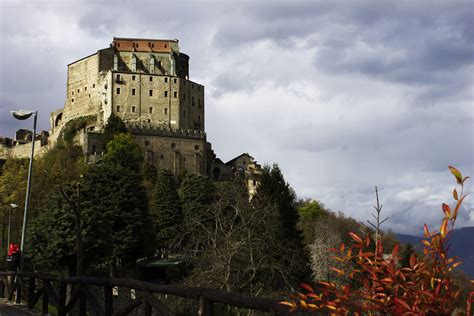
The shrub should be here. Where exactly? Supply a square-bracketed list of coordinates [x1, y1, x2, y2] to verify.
[281, 166, 473, 315]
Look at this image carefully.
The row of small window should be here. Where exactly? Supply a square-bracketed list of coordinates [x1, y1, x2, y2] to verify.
[145, 141, 200, 151]
[115, 105, 200, 120]
[116, 88, 202, 105]
[116, 42, 167, 49]
[71, 84, 96, 96]
[116, 74, 201, 90]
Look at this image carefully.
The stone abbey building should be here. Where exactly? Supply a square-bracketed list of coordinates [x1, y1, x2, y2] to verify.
[1, 38, 261, 193]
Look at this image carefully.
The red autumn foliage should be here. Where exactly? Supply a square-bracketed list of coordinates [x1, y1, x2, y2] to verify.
[282, 166, 473, 315]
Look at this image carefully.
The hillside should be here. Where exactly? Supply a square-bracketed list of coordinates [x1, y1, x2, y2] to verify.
[396, 226, 474, 278]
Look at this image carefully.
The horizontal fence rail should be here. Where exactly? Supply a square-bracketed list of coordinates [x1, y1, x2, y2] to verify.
[0, 271, 288, 315]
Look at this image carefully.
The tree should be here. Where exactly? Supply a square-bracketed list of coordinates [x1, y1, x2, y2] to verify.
[103, 133, 142, 172]
[102, 113, 127, 146]
[149, 170, 183, 257]
[253, 164, 311, 288]
[297, 199, 328, 244]
[180, 172, 216, 235]
[283, 166, 474, 315]
[182, 180, 284, 297]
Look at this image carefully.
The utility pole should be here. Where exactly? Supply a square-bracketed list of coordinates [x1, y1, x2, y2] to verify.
[367, 186, 389, 254]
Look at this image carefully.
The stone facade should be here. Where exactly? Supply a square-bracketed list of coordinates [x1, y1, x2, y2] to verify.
[1, 37, 261, 191]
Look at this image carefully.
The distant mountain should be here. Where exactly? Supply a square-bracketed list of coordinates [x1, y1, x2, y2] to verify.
[396, 227, 474, 278]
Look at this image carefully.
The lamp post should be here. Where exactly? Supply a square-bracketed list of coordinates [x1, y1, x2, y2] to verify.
[10, 110, 37, 269]
[7, 203, 19, 256]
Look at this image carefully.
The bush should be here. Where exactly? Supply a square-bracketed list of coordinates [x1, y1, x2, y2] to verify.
[282, 166, 473, 315]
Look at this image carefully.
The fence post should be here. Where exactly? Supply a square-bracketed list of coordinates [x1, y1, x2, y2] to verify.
[104, 285, 113, 316]
[57, 282, 67, 316]
[27, 277, 36, 309]
[42, 285, 49, 315]
[15, 275, 21, 304]
[198, 295, 213, 316]
[79, 285, 87, 315]
[143, 292, 152, 316]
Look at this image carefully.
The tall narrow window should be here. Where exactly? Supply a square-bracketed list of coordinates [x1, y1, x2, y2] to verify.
[116, 87, 120, 94]
[183, 93, 186, 100]
[131, 54, 137, 72]
[149, 55, 155, 74]
[183, 110, 186, 118]
[164, 77, 168, 83]
[174, 91, 177, 98]
[93, 84, 95, 88]
[198, 115, 200, 122]
[198, 99, 201, 108]
[164, 108, 168, 115]
[132, 75, 136, 81]
[149, 90, 153, 97]
[149, 107, 153, 114]
[116, 74, 121, 81]
[173, 78, 177, 84]
[192, 96, 195, 106]
[132, 88, 136, 95]
[164, 91, 168, 97]
[84, 86, 87, 91]
[131, 106, 136, 113]
[149, 76, 153, 82]
[116, 105, 120, 112]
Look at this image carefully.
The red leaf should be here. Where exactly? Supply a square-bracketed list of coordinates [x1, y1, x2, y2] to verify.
[440, 217, 448, 237]
[442, 203, 451, 218]
[391, 244, 399, 258]
[349, 232, 363, 244]
[448, 166, 463, 184]
[300, 283, 314, 293]
[409, 254, 417, 269]
[423, 224, 430, 237]
[394, 298, 411, 311]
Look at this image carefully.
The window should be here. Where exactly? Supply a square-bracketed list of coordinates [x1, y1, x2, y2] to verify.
[183, 110, 186, 118]
[192, 96, 195, 106]
[174, 91, 177, 98]
[93, 84, 95, 88]
[116, 87, 120, 94]
[72, 98, 74, 103]
[149, 76, 153, 82]
[183, 93, 186, 100]
[117, 43, 120, 47]
[147, 119, 151, 123]
[164, 77, 168, 83]
[149, 107, 153, 114]
[149, 90, 153, 96]
[132, 88, 136, 96]
[72, 91, 74, 95]
[131, 106, 136, 113]
[173, 78, 177, 84]
[145, 140, 150, 145]
[160, 154, 164, 159]
[171, 143, 176, 148]
[194, 145, 199, 150]
[198, 99, 201, 108]
[132, 75, 136, 81]
[84, 86, 87, 91]
[164, 108, 168, 115]
[164, 91, 168, 97]
[77, 89, 80, 93]
[89, 94, 91, 98]
[116, 105, 120, 112]
[164, 44, 167, 48]
[116, 74, 120, 81]
[198, 115, 201, 122]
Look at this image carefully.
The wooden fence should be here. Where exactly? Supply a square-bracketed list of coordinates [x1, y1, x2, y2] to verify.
[0, 271, 288, 315]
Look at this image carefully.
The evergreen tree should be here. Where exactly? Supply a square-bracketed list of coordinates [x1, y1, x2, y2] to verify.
[102, 113, 127, 146]
[103, 133, 143, 172]
[253, 164, 311, 288]
[400, 243, 415, 267]
[149, 169, 183, 257]
[180, 173, 216, 232]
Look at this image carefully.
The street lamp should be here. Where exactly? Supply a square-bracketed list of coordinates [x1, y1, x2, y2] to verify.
[7, 203, 19, 256]
[11, 109, 37, 268]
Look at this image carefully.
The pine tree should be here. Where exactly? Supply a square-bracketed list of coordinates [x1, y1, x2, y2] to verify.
[102, 113, 127, 146]
[103, 133, 143, 172]
[149, 170, 183, 257]
[180, 173, 216, 232]
[253, 164, 311, 288]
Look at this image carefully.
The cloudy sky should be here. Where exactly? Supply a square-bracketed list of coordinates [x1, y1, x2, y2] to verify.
[1, 0, 473, 234]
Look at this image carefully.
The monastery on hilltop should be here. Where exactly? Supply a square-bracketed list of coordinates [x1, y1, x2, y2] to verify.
[0, 37, 261, 194]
